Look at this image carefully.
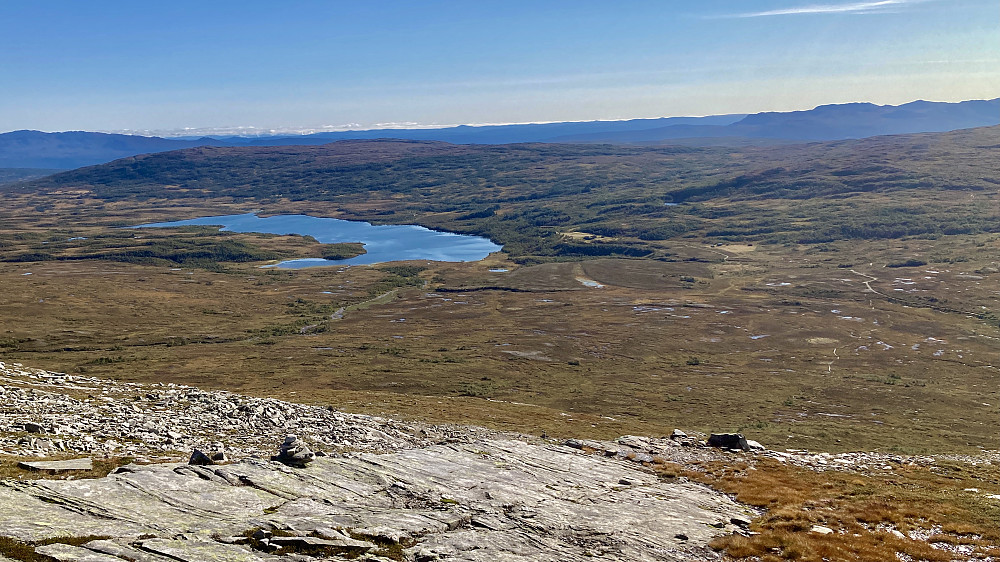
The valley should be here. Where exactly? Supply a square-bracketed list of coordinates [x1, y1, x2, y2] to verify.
[1, 129, 998, 455]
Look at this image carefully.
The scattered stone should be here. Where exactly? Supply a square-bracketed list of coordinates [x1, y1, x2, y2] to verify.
[810, 525, 834, 534]
[671, 429, 687, 439]
[708, 433, 750, 451]
[17, 458, 93, 473]
[0, 360, 440, 461]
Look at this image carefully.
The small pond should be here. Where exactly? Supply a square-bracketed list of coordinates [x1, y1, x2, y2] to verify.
[134, 213, 502, 268]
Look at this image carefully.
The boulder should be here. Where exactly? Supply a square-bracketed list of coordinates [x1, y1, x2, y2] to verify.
[188, 444, 226, 465]
[24, 422, 45, 434]
[188, 449, 215, 466]
[707, 433, 750, 451]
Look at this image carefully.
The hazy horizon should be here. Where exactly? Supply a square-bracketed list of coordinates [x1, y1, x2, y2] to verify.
[2, 0, 997, 134]
[5, 95, 998, 139]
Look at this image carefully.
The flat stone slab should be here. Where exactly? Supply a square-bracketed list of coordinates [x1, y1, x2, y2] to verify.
[33, 543, 124, 562]
[269, 535, 375, 553]
[17, 458, 93, 472]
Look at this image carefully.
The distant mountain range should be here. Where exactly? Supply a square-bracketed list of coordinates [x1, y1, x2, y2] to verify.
[0, 131, 225, 170]
[550, 98, 1000, 144]
[1, 98, 996, 170]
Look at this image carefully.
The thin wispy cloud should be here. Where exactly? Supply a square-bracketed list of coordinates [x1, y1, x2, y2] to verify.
[733, 0, 923, 18]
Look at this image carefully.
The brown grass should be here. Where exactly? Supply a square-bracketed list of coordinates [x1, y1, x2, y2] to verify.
[656, 458, 1000, 561]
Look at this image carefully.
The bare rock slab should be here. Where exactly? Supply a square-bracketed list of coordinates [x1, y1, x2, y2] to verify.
[0, 437, 752, 561]
[138, 538, 279, 562]
[17, 458, 93, 473]
[32, 543, 124, 562]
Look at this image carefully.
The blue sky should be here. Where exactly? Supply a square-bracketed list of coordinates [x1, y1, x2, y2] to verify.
[0, 0, 996, 135]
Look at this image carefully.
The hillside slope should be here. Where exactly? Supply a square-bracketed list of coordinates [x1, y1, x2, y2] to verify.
[16, 126, 1000, 258]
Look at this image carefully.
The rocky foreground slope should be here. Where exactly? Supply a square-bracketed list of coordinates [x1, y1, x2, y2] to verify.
[0, 361, 759, 561]
[5, 361, 998, 561]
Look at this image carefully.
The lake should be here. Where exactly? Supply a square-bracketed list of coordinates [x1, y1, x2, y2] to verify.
[134, 213, 503, 268]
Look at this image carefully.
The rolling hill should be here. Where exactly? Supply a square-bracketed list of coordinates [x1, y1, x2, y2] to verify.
[13, 125, 1000, 261]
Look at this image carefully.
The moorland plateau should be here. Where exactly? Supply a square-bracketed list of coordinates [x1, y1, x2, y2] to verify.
[0, 126, 998, 457]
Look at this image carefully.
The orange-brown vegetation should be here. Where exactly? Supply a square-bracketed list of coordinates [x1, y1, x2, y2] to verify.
[651, 458, 1000, 561]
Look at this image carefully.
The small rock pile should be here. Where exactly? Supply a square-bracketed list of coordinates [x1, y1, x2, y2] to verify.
[271, 434, 316, 467]
[0, 361, 492, 461]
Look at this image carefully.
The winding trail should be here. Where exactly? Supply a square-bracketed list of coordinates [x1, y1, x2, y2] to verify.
[850, 269, 889, 300]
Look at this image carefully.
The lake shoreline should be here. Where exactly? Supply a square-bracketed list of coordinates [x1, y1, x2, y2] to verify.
[134, 212, 503, 268]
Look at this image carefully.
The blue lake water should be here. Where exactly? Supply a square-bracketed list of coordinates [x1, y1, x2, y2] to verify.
[134, 213, 503, 268]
